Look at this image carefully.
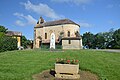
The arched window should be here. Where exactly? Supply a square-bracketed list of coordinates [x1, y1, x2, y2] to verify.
[45, 33, 47, 39]
[68, 31, 70, 37]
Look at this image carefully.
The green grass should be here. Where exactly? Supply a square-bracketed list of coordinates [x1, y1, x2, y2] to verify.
[0, 49, 120, 80]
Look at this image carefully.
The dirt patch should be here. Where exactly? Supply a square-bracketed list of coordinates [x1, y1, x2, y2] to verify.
[33, 70, 99, 80]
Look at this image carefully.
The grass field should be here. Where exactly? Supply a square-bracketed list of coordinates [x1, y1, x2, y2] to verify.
[0, 49, 120, 80]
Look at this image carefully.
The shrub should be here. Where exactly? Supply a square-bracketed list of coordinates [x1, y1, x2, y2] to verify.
[0, 36, 17, 52]
[0, 32, 5, 38]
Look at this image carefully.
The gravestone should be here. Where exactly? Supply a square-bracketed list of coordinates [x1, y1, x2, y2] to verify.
[50, 33, 55, 49]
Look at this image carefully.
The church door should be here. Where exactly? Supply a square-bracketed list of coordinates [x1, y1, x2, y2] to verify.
[39, 41, 42, 48]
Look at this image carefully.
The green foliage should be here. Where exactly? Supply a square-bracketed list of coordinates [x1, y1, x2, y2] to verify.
[0, 32, 5, 38]
[0, 36, 17, 52]
[82, 28, 120, 49]
[112, 28, 120, 48]
[94, 33, 106, 49]
[41, 44, 50, 49]
[21, 36, 31, 49]
[0, 25, 7, 38]
[55, 44, 62, 49]
[40, 44, 62, 50]
[0, 50, 120, 80]
[0, 25, 18, 52]
[82, 32, 94, 49]
[101, 28, 114, 48]
[0, 25, 7, 33]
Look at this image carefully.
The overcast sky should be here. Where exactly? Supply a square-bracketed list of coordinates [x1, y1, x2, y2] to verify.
[0, 0, 120, 39]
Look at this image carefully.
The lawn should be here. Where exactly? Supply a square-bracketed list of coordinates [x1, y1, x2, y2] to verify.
[0, 49, 120, 80]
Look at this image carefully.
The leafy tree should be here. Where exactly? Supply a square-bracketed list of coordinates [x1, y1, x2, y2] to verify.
[21, 36, 31, 49]
[0, 36, 17, 52]
[112, 28, 120, 48]
[0, 25, 7, 38]
[99, 28, 114, 49]
[82, 32, 94, 49]
[0, 25, 8, 33]
[82, 29, 115, 49]
[0, 25, 18, 52]
[94, 33, 106, 49]
[0, 32, 5, 38]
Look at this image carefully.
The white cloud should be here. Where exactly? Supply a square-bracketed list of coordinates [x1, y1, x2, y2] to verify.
[15, 20, 26, 26]
[51, 0, 93, 5]
[80, 22, 93, 27]
[14, 12, 37, 26]
[21, 1, 62, 19]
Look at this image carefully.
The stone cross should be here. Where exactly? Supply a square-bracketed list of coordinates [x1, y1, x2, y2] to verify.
[50, 33, 55, 49]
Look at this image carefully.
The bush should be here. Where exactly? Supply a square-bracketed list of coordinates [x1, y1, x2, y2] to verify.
[0, 32, 5, 38]
[21, 36, 31, 49]
[0, 36, 17, 52]
[40, 44, 62, 50]
[41, 44, 50, 49]
[56, 44, 62, 49]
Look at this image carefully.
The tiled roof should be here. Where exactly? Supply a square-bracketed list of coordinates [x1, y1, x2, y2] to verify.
[35, 19, 79, 28]
[6, 31, 22, 36]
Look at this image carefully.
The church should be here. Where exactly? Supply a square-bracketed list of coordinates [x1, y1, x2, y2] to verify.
[34, 17, 82, 49]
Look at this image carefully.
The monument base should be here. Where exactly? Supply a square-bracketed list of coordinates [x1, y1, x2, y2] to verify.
[55, 73, 80, 79]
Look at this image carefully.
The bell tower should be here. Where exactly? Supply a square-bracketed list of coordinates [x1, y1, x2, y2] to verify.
[38, 16, 44, 24]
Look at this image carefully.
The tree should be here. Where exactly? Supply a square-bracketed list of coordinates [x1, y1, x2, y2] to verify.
[94, 33, 106, 49]
[21, 36, 31, 49]
[0, 36, 17, 52]
[0, 32, 5, 38]
[0, 25, 8, 33]
[0, 25, 7, 38]
[82, 32, 94, 49]
[0, 25, 18, 52]
[99, 28, 114, 49]
[112, 28, 120, 48]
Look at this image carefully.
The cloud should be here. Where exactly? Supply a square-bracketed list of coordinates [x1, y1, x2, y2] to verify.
[80, 22, 93, 27]
[51, 0, 93, 5]
[21, 1, 62, 19]
[14, 12, 37, 26]
[15, 20, 26, 26]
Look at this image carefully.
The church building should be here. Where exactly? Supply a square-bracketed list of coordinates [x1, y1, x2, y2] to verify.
[34, 17, 82, 49]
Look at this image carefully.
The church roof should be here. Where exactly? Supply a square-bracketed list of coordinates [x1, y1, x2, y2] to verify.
[35, 19, 80, 28]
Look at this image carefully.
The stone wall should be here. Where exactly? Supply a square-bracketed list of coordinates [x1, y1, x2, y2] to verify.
[62, 39, 82, 49]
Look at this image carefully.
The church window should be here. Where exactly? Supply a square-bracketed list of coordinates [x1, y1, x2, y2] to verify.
[45, 33, 47, 39]
[68, 31, 70, 37]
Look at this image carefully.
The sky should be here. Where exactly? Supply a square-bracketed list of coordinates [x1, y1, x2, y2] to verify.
[0, 0, 120, 40]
